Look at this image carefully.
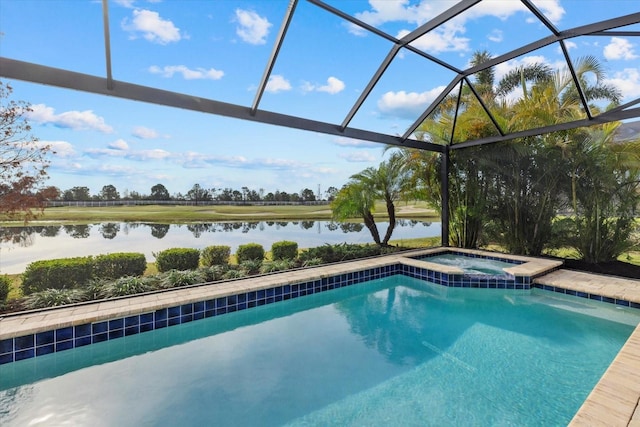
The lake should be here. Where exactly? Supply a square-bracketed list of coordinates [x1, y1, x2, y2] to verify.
[0, 220, 440, 274]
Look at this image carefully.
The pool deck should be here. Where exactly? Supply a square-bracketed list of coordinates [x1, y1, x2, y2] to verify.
[1, 249, 639, 425]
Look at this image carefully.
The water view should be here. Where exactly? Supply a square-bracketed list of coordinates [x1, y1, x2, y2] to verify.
[0, 220, 439, 274]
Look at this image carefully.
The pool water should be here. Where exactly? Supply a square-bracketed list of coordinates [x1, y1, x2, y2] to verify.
[420, 253, 518, 275]
[1, 276, 637, 426]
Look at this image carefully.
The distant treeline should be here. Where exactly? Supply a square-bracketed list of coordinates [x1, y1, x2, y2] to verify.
[47, 200, 329, 207]
[54, 184, 339, 203]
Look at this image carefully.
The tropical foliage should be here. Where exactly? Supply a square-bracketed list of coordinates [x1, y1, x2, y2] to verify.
[385, 52, 638, 262]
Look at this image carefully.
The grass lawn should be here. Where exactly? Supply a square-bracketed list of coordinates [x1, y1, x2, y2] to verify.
[0, 202, 439, 225]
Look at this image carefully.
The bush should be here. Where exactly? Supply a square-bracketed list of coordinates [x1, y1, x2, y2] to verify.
[155, 248, 200, 272]
[298, 243, 382, 264]
[271, 241, 298, 261]
[94, 253, 147, 279]
[260, 259, 296, 274]
[22, 257, 94, 295]
[23, 288, 86, 310]
[201, 265, 231, 282]
[159, 269, 205, 288]
[102, 276, 153, 298]
[0, 275, 10, 301]
[222, 269, 247, 280]
[236, 243, 265, 263]
[239, 259, 263, 275]
[201, 245, 231, 267]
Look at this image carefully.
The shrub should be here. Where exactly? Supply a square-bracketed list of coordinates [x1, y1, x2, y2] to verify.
[102, 276, 152, 298]
[299, 243, 382, 264]
[239, 259, 263, 275]
[23, 288, 86, 310]
[22, 257, 94, 295]
[0, 275, 11, 301]
[260, 259, 296, 274]
[271, 241, 298, 261]
[94, 253, 146, 279]
[200, 245, 231, 267]
[301, 257, 324, 267]
[236, 243, 265, 263]
[159, 269, 205, 288]
[202, 265, 231, 282]
[222, 269, 247, 280]
[155, 248, 200, 272]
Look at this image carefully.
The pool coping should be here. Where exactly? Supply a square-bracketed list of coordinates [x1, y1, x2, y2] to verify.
[1, 248, 639, 425]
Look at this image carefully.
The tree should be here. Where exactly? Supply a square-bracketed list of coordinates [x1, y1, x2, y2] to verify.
[150, 183, 170, 200]
[325, 186, 338, 201]
[300, 188, 316, 202]
[187, 183, 212, 204]
[565, 124, 639, 263]
[332, 182, 381, 244]
[99, 184, 120, 201]
[0, 81, 58, 221]
[331, 153, 410, 246]
[63, 186, 91, 201]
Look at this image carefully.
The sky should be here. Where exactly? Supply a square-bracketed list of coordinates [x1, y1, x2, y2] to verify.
[0, 0, 639, 198]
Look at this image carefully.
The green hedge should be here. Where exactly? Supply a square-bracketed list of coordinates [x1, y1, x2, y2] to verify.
[21, 253, 147, 295]
[94, 253, 147, 279]
[200, 245, 231, 267]
[0, 275, 10, 301]
[236, 243, 265, 263]
[155, 248, 201, 272]
[271, 241, 298, 260]
[22, 257, 94, 295]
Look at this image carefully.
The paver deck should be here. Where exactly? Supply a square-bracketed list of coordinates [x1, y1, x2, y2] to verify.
[1, 251, 639, 425]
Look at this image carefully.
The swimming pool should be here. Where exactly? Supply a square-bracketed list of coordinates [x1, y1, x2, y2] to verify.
[1, 275, 638, 426]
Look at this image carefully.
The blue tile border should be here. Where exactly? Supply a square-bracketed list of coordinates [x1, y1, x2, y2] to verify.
[533, 283, 640, 310]
[0, 261, 637, 366]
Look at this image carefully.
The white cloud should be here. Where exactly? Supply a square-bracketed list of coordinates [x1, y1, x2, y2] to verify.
[604, 68, 640, 100]
[488, 29, 503, 43]
[122, 9, 182, 44]
[301, 77, 345, 94]
[333, 137, 379, 148]
[265, 75, 291, 93]
[109, 139, 130, 150]
[401, 22, 470, 53]
[132, 126, 159, 139]
[27, 104, 113, 133]
[39, 140, 76, 157]
[339, 151, 376, 162]
[132, 149, 172, 160]
[350, 0, 564, 49]
[235, 9, 271, 45]
[604, 37, 638, 60]
[556, 40, 577, 54]
[354, 0, 448, 28]
[85, 144, 171, 161]
[148, 65, 224, 80]
[377, 87, 446, 119]
[114, 0, 135, 8]
[318, 77, 345, 94]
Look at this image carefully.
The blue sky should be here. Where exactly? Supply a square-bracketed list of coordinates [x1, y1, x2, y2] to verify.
[1, 0, 638, 198]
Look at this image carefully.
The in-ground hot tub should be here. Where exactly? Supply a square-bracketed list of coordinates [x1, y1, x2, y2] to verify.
[402, 248, 562, 288]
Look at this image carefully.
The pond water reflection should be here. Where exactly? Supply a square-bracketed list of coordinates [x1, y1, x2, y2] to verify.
[0, 220, 439, 274]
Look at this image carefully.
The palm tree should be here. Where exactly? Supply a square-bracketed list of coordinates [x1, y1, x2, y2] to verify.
[331, 181, 381, 245]
[566, 123, 640, 262]
[331, 153, 411, 246]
